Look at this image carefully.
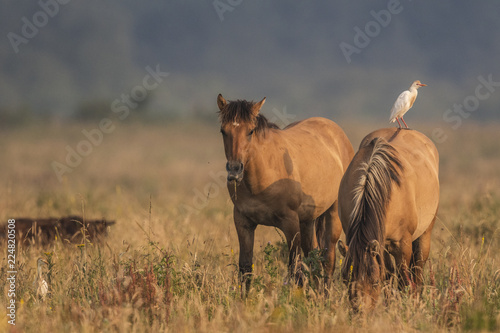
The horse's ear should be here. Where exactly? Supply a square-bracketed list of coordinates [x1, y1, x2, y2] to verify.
[217, 94, 227, 111]
[337, 239, 348, 257]
[367, 240, 380, 257]
[251, 97, 266, 117]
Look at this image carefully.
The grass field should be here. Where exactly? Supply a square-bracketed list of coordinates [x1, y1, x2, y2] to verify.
[1, 119, 499, 332]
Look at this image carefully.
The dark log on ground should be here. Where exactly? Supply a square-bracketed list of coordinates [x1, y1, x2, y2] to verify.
[0, 216, 115, 246]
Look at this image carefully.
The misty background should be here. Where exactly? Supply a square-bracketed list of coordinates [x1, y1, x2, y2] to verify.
[1, 1, 499, 126]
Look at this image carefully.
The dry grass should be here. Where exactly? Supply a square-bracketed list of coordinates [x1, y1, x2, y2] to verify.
[1, 119, 499, 332]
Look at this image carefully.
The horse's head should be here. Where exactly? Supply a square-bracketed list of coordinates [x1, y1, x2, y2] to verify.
[217, 94, 266, 183]
[338, 239, 385, 311]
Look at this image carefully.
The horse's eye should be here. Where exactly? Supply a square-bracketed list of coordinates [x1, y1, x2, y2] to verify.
[220, 128, 226, 136]
[248, 129, 255, 136]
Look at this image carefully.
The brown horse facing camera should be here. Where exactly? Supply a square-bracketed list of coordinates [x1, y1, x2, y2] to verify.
[337, 128, 439, 310]
[217, 94, 354, 288]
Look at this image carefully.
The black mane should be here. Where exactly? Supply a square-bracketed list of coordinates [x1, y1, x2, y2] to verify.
[218, 99, 279, 134]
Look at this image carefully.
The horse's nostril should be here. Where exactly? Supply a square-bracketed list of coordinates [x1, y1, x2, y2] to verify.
[226, 161, 243, 173]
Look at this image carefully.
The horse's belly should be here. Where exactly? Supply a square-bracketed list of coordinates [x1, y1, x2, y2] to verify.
[411, 169, 439, 241]
[293, 161, 342, 219]
[234, 189, 300, 227]
[412, 196, 439, 241]
[235, 188, 320, 226]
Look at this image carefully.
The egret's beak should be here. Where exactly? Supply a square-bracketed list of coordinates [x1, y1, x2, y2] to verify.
[418, 83, 427, 87]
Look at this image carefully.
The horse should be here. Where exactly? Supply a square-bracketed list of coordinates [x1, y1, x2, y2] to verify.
[337, 128, 439, 310]
[217, 94, 354, 288]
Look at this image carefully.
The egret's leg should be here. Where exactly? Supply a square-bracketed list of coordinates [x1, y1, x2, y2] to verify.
[396, 118, 402, 128]
[401, 117, 409, 129]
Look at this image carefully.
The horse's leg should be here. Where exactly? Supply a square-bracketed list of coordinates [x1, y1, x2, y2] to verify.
[321, 202, 342, 283]
[234, 208, 256, 293]
[281, 213, 301, 282]
[298, 218, 317, 285]
[299, 218, 318, 259]
[390, 233, 413, 290]
[410, 215, 436, 288]
[399, 234, 413, 289]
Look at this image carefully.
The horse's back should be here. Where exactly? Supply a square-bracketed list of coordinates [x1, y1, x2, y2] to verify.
[360, 128, 438, 169]
[361, 128, 439, 185]
[284, 117, 353, 165]
[279, 117, 354, 217]
[285, 117, 344, 138]
[345, 128, 439, 241]
[368, 128, 439, 240]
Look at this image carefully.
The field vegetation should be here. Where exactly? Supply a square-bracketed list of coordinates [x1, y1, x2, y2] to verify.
[1, 119, 499, 332]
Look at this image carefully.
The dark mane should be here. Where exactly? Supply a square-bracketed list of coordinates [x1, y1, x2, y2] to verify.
[218, 99, 279, 134]
[343, 138, 403, 283]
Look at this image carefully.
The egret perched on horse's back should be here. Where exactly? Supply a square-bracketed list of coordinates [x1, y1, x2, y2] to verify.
[389, 80, 427, 129]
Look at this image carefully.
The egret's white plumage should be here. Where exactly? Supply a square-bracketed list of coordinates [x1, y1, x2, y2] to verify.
[36, 258, 49, 299]
[389, 80, 427, 129]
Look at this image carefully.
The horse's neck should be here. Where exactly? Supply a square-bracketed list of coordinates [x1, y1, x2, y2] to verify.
[243, 135, 281, 194]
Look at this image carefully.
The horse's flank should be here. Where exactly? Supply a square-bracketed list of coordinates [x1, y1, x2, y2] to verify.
[238, 116, 353, 218]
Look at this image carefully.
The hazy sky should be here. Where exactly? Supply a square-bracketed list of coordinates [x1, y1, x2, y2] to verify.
[1, 1, 499, 124]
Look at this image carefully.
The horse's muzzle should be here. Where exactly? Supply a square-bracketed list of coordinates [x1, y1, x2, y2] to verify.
[226, 161, 243, 182]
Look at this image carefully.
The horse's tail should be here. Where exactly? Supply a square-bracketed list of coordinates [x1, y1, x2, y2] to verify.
[346, 137, 403, 247]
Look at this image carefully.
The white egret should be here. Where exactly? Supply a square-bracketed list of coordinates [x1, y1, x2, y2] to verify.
[35, 258, 49, 299]
[389, 80, 427, 129]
